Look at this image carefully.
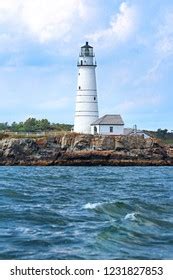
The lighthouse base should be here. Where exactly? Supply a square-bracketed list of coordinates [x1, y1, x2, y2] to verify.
[74, 115, 98, 134]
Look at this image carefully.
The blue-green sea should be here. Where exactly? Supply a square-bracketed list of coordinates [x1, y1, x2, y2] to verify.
[0, 166, 173, 260]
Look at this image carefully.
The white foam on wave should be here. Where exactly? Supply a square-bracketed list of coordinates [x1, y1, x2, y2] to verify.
[124, 212, 138, 221]
[83, 202, 103, 209]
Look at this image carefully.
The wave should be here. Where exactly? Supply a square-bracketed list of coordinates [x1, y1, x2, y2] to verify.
[83, 202, 104, 209]
[124, 212, 138, 221]
[83, 200, 133, 211]
[83, 200, 134, 214]
[84, 202, 140, 224]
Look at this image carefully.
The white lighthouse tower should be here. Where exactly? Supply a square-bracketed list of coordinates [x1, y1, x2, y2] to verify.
[74, 42, 99, 134]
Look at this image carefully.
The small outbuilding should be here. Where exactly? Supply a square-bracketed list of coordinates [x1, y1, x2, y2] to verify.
[91, 114, 124, 135]
[124, 128, 151, 139]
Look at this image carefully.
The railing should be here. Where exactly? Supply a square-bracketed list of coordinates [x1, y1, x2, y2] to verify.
[77, 62, 97, 67]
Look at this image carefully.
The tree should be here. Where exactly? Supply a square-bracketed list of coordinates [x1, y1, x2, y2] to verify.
[38, 119, 51, 131]
[0, 122, 8, 131]
[23, 118, 38, 132]
[0, 118, 72, 132]
[156, 128, 168, 139]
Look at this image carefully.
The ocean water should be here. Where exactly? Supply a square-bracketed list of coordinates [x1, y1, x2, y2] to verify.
[0, 166, 173, 260]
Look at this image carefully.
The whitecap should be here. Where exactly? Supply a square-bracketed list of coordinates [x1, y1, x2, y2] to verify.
[124, 212, 138, 221]
[83, 202, 103, 209]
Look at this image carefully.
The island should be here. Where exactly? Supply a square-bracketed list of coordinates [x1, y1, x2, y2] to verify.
[0, 133, 173, 166]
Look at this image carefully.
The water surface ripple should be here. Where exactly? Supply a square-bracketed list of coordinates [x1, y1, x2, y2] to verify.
[0, 166, 173, 259]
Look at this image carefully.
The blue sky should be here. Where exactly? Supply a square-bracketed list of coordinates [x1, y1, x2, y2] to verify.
[0, 0, 173, 130]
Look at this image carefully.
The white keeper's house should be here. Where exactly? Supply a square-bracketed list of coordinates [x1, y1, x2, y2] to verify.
[91, 114, 124, 135]
[74, 42, 124, 135]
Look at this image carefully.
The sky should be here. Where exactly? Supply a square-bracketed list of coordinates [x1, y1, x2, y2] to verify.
[0, 0, 173, 130]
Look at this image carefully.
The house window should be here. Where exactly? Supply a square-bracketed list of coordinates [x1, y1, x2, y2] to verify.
[81, 60, 83, 65]
[110, 126, 113, 133]
[94, 126, 97, 134]
[94, 97, 96, 100]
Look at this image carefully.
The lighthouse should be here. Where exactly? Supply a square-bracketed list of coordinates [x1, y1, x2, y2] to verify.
[74, 42, 99, 134]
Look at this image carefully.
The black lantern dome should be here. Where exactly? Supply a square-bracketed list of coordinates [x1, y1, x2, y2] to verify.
[81, 42, 93, 57]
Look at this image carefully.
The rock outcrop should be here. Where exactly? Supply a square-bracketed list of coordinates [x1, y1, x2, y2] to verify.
[0, 133, 172, 166]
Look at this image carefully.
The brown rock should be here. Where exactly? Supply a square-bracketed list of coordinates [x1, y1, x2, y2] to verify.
[0, 133, 172, 166]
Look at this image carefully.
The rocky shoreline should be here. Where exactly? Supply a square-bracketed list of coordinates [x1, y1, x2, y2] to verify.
[0, 133, 173, 166]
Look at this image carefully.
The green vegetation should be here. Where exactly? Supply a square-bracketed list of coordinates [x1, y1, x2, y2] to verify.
[1, 120, 173, 145]
[0, 122, 8, 131]
[0, 118, 73, 133]
[156, 129, 168, 139]
[144, 129, 173, 145]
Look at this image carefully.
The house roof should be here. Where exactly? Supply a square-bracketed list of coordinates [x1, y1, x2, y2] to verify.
[91, 114, 124, 125]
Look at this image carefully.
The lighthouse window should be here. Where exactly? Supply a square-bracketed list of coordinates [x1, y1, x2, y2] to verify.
[110, 127, 113, 133]
[94, 97, 96, 100]
[79, 86, 81, 90]
[81, 60, 83, 65]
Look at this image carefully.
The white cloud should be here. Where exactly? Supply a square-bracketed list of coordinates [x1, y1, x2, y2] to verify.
[0, 0, 89, 43]
[155, 8, 173, 57]
[87, 2, 138, 46]
[136, 8, 173, 86]
[21, 0, 81, 42]
[0, 0, 22, 23]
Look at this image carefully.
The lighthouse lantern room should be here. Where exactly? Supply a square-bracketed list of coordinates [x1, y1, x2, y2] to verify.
[74, 42, 99, 134]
